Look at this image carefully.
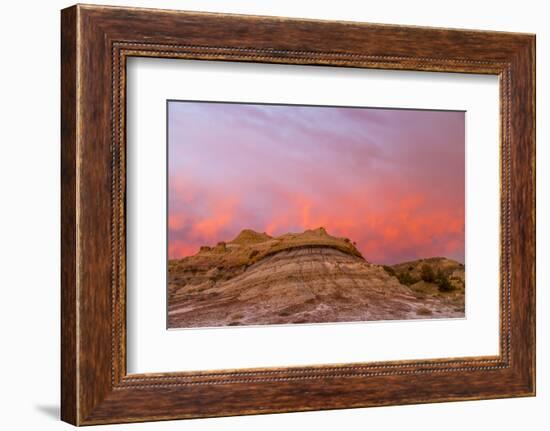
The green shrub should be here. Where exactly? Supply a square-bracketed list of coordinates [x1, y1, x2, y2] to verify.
[438, 277, 453, 292]
[397, 271, 418, 286]
[435, 269, 453, 292]
[420, 264, 435, 283]
[382, 265, 396, 277]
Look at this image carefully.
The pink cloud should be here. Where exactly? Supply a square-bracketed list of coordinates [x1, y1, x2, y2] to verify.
[168, 102, 465, 264]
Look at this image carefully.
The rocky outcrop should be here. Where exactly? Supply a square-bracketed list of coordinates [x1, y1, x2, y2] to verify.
[168, 228, 465, 328]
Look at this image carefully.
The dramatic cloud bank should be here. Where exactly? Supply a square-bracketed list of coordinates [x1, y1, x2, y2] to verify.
[168, 101, 465, 264]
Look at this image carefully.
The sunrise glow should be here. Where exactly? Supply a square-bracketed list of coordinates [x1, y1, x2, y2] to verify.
[168, 101, 465, 264]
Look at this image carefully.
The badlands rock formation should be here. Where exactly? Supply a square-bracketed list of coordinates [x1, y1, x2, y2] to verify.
[168, 228, 464, 328]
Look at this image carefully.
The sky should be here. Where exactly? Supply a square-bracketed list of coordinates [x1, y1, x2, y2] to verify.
[168, 101, 465, 265]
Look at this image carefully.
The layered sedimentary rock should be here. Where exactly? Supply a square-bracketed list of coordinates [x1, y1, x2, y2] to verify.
[168, 228, 464, 328]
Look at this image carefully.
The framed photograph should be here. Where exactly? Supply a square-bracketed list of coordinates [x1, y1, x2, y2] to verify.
[61, 4, 535, 425]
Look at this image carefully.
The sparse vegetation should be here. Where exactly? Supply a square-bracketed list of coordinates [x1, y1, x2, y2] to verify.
[168, 228, 465, 328]
[390, 258, 463, 294]
[435, 269, 453, 292]
[420, 264, 435, 283]
[396, 271, 419, 286]
[437, 276, 453, 292]
[382, 265, 396, 276]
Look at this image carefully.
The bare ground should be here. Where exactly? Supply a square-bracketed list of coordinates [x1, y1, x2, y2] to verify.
[168, 228, 465, 328]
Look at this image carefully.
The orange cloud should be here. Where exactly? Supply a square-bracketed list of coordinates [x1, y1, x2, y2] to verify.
[167, 102, 465, 263]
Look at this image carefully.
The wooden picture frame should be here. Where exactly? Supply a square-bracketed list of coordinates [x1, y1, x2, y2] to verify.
[61, 4, 535, 425]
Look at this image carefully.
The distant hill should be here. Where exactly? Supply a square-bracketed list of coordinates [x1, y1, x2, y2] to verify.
[391, 257, 465, 283]
[389, 257, 464, 289]
[168, 228, 465, 328]
[386, 257, 465, 313]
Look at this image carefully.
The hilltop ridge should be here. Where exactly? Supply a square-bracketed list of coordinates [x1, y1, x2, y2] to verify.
[168, 228, 465, 328]
[170, 227, 364, 277]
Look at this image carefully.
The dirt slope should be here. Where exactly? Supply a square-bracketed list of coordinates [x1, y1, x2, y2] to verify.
[168, 228, 465, 328]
